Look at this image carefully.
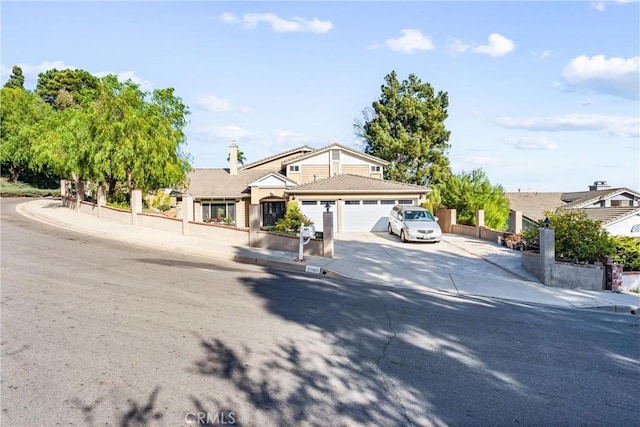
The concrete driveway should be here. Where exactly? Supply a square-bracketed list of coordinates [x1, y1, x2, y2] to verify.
[330, 232, 568, 306]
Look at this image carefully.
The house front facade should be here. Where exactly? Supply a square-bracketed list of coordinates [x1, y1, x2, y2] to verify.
[181, 142, 431, 233]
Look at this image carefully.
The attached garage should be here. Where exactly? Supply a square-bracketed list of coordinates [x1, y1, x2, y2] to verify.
[288, 174, 429, 233]
[299, 200, 338, 232]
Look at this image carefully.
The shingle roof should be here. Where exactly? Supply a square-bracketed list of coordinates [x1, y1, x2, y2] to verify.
[578, 207, 640, 225]
[185, 169, 276, 198]
[561, 188, 640, 209]
[240, 146, 315, 170]
[505, 192, 566, 221]
[287, 174, 430, 194]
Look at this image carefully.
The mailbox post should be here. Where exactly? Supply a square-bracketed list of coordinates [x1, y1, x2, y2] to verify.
[295, 224, 315, 262]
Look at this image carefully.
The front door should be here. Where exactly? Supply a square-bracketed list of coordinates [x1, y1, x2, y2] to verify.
[262, 201, 286, 227]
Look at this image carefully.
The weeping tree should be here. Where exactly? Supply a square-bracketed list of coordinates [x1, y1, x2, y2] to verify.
[0, 87, 51, 181]
[32, 74, 192, 201]
[89, 75, 191, 198]
[355, 71, 452, 186]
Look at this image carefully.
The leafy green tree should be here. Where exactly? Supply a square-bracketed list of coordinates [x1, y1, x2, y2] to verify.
[522, 210, 615, 264]
[355, 71, 452, 186]
[36, 68, 99, 109]
[0, 87, 51, 181]
[439, 168, 510, 230]
[4, 66, 25, 89]
[610, 236, 640, 271]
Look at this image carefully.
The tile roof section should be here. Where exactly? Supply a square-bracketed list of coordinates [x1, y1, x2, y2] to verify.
[185, 168, 276, 198]
[287, 174, 430, 194]
[240, 146, 315, 170]
[281, 143, 390, 166]
[505, 192, 566, 221]
[578, 207, 640, 225]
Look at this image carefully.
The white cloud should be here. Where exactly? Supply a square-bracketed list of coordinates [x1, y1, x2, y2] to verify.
[562, 55, 639, 100]
[504, 136, 559, 151]
[448, 38, 470, 54]
[195, 94, 251, 113]
[0, 60, 76, 78]
[188, 125, 253, 141]
[219, 12, 333, 34]
[472, 33, 515, 57]
[94, 70, 153, 91]
[591, 0, 639, 12]
[540, 50, 551, 60]
[495, 113, 640, 137]
[384, 29, 434, 54]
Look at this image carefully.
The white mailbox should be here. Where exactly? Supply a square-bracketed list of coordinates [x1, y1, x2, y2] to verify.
[300, 225, 315, 238]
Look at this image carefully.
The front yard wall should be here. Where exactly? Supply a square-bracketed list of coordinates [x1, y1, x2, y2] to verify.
[522, 251, 604, 291]
[251, 231, 323, 256]
[451, 224, 476, 237]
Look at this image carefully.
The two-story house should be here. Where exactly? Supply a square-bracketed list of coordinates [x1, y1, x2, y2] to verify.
[182, 142, 431, 232]
[506, 181, 640, 237]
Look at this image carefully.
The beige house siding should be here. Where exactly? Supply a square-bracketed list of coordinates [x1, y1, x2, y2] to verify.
[236, 199, 249, 228]
[370, 172, 383, 180]
[301, 165, 330, 183]
[287, 172, 302, 184]
[342, 164, 369, 176]
[250, 187, 287, 205]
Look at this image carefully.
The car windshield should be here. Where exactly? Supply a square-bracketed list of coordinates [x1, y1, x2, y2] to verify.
[405, 211, 435, 221]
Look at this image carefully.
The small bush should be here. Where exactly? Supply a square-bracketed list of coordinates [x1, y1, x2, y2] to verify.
[158, 204, 171, 212]
[275, 202, 313, 232]
[522, 210, 615, 263]
[611, 236, 640, 271]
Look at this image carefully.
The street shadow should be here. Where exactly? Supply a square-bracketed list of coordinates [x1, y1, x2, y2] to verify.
[190, 269, 640, 425]
[132, 258, 246, 272]
[73, 386, 164, 427]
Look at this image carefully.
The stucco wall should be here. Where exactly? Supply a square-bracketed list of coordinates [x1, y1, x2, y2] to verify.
[189, 222, 249, 246]
[250, 231, 323, 256]
[479, 227, 503, 243]
[522, 251, 604, 290]
[451, 224, 476, 237]
[137, 213, 183, 234]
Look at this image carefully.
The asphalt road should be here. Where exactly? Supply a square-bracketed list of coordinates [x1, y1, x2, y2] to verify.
[1, 197, 639, 426]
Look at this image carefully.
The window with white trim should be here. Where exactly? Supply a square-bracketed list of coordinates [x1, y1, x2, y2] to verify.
[370, 165, 381, 172]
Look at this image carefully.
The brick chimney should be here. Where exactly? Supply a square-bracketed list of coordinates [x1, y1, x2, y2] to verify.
[229, 141, 238, 176]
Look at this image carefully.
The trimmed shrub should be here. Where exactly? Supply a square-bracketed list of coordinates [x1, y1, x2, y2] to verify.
[275, 202, 313, 232]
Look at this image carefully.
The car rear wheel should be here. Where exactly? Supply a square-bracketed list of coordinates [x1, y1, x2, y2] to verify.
[400, 230, 407, 243]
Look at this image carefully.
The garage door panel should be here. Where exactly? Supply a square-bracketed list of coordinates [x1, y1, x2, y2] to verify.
[342, 200, 391, 232]
[299, 201, 337, 232]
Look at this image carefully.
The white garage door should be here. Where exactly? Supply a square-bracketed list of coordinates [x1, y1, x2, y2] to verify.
[299, 200, 337, 232]
[342, 200, 399, 232]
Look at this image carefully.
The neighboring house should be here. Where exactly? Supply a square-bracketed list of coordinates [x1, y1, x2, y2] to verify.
[506, 181, 640, 237]
[180, 142, 431, 232]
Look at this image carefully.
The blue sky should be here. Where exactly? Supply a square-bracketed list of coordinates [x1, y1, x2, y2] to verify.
[2, 0, 638, 192]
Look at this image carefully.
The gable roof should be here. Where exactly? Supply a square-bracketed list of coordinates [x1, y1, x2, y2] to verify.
[505, 192, 566, 222]
[185, 168, 276, 198]
[560, 187, 640, 209]
[248, 172, 298, 188]
[240, 145, 315, 170]
[286, 174, 430, 194]
[578, 206, 640, 225]
[281, 143, 390, 166]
